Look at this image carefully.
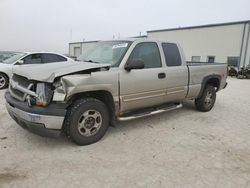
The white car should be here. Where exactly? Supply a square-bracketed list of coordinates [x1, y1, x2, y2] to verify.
[0, 52, 73, 89]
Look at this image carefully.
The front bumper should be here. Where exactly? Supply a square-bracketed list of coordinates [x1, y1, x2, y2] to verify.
[5, 91, 67, 137]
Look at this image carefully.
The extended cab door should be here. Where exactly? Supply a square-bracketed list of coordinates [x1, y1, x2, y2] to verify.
[161, 43, 188, 102]
[119, 42, 166, 113]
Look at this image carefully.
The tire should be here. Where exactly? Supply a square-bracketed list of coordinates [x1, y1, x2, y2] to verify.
[65, 98, 109, 145]
[195, 85, 216, 112]
[0, 73, 9, 89]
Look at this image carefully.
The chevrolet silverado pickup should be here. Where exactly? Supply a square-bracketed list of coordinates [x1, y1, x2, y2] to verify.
[5, 38, 228, 145]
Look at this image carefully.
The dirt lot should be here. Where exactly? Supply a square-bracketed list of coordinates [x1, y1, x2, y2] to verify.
[0, 77, 250, 188]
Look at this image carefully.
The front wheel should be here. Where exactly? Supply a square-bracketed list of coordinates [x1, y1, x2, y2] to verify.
[195, 85, 216, 112]
[65, 98, 110, 145]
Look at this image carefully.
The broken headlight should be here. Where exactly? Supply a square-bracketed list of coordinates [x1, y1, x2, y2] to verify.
[52, 79, 66, 102]
[35, 83, 53, 106]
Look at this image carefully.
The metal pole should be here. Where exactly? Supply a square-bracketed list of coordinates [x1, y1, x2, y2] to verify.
[239, 23, 246, 69]
[243, 22, 250, 68]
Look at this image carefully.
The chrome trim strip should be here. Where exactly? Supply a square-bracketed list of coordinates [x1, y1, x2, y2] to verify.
[167, 86, 184, 90]
[118, 104, 183, 121]
[123, 89, 166, 96]
[123, 93, 165, 102]
[166, 90, 185, 95]
[122, 89, 166, 102]
[6, 103, 64, 130]
[122, 87, 186, 102]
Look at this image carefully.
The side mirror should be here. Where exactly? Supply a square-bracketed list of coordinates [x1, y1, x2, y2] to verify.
[16, 60, 24, 65]
[125, 59, 144, 71]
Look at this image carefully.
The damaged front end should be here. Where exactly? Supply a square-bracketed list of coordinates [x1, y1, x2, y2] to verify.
[5, 74, 67, 137]
[8, 62, 111, 107]
[9, 74, 61, 107]
[5, 61, 113, 138]
[9, 63, 111, 108]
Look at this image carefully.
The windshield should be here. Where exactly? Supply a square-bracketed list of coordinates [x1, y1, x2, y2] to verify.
[77, 41, 131, 66]
[2, 52, 26, 64]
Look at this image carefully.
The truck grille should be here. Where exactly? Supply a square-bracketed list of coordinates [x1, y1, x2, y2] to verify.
[9, 74, 35, 101]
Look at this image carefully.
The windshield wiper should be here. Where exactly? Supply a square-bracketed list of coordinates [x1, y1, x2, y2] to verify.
[84, 59, 100, 64]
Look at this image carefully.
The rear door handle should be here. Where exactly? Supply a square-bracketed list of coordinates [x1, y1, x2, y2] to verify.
[158, 73, 166, 79]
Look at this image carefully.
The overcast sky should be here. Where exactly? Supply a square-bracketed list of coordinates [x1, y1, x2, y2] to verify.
[0, 0, 249, 54]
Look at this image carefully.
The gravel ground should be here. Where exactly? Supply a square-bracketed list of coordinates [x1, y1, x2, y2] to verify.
[0, 77, 250, 188]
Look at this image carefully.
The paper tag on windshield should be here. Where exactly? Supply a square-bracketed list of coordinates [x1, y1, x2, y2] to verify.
[112, 43, 128, 49]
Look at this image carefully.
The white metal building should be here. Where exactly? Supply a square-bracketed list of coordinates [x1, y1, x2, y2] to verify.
[147, 20, 250, 68]
[69, 40, 99, 58]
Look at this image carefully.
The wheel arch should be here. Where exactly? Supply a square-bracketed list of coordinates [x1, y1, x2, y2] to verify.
[66, 90, 117, 122]
[197, 75, 221, 98]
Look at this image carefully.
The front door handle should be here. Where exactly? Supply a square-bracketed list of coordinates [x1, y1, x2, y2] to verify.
[158, 73, 166, 79]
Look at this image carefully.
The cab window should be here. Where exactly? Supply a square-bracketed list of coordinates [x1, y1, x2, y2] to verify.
[162, 43, 182, 66]
[128, 42, 162, 68]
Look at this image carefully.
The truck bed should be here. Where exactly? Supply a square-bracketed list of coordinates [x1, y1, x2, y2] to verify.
[186, 62, 228, 99]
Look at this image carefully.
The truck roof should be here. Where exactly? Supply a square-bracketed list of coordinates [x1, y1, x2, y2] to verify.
[103, 38, 174, 44]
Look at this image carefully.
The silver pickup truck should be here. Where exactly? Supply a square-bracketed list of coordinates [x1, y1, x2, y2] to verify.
[5, 38, 228, 145]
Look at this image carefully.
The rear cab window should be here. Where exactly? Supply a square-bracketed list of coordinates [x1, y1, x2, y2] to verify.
[162, 43, 182, 66]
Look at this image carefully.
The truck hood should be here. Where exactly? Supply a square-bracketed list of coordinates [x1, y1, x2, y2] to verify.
[13, 61, 110, 83]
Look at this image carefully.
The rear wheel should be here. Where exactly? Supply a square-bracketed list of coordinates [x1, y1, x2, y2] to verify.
[65, 98, 109, 145]
[195, 85, 216, 112]
[0, 73, 8, 89]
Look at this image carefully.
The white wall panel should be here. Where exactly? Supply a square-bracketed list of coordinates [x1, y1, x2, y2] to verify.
[148, 24, 244, 64]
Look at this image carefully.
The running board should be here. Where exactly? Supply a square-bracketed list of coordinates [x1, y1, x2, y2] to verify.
[118, 104, 183, 121]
